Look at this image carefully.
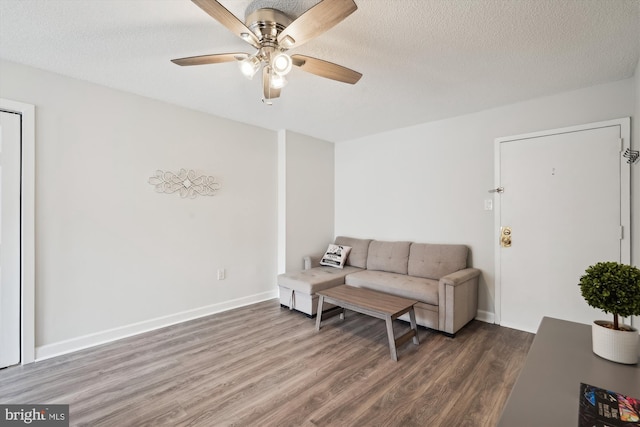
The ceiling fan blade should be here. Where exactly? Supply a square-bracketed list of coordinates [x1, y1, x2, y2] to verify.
[191, 0, 260, 49]
[171, 53, 248, 66]
[262, 67, 281, 101]
[277, 0, 357, 49]
[291, 55, 362, 84]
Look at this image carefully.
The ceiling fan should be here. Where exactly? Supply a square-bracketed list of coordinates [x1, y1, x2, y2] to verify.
[172, 0, 362, 104]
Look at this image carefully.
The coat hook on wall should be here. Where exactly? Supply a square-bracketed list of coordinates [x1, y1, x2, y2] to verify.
[148, 169, 221, 198]
[623, 148, 639, 164]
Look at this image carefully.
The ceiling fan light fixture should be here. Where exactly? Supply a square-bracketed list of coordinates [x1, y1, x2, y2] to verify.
[269, 72, 288, 89]
[271, 53, 292, 76]
[238, 55, 261, 79]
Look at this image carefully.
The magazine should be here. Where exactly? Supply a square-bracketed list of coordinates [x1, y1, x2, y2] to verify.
[579, 383, 640, 427]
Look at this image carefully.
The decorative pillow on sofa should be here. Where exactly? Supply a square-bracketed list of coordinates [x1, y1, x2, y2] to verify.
[320, 244, 352, 269]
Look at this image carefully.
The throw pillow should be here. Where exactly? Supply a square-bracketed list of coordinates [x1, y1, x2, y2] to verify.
[319, 244, 352, 269]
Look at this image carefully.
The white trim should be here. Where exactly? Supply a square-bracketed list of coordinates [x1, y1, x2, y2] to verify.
[35, 290, 279, 361]
[494, 117, 631, 327]
[475, 310, 495, 324]
[618, 121, 632, 273]
[498, 320, 539, 334]
[0, 98, 35, 365]
[493, 136, 502, 325]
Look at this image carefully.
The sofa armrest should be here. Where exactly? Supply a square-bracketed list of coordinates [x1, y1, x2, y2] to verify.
[303, 254, 324, 270]
[438, 268, 480, 335]
[440, 268, 481, 287]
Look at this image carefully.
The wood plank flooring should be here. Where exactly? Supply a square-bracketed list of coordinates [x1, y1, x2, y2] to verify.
[0, 299, 534, 426]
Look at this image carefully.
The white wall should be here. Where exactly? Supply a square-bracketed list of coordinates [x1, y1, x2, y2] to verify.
[634, 57, 640, 269]
[336, 78, 636, 319]
[0, 60, 279, 356]
[282, 131, 334, 272]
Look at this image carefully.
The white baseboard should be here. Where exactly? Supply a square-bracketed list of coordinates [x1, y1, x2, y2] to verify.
[475, 310, 495, 324]
[35, 290, 278, 361]
[498, 320, 537, 334]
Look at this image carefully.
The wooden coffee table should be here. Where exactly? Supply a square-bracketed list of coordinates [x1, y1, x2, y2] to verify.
[315, 285, 420, 361]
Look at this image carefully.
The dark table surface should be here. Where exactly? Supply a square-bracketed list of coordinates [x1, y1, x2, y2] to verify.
[498, 316, 640, 427]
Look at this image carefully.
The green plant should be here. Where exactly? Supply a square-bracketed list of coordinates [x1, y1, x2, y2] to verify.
[579, 262, 640, 330]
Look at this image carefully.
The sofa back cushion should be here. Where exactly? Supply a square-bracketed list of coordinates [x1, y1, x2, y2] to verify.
[366, 240, 411, 274]
[334, 236, 372, 269]
[408, 243, 468, 279]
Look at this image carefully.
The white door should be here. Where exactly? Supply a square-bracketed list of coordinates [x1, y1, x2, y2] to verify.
[0, 110, 21, 368]
[495, 119, 631, 333]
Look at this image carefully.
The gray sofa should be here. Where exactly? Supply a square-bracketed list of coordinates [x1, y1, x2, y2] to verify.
[278, 236, 480, 336]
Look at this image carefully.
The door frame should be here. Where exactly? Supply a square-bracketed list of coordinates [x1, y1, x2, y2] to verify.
[0, 98, 35, 364]
[493, 118, 631, 326]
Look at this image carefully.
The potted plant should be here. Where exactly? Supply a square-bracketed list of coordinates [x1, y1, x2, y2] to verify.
[579, 261, 640, 364]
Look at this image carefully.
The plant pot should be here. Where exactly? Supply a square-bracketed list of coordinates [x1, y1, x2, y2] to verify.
[591, 320, 639, 364]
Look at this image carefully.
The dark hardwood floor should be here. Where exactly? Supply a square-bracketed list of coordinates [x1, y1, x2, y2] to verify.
[0, 299, 534, 426]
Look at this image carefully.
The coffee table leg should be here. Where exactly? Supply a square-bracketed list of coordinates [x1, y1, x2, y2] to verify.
[385, 316, 398, 362]
[409, 307, 419, 345]
[315, 295, 325, 331]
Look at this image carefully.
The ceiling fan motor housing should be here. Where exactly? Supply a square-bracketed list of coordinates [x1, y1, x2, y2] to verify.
[245, 9, 292, 50]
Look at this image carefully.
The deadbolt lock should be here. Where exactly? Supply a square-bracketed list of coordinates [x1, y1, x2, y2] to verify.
[501, 226, 512, 248]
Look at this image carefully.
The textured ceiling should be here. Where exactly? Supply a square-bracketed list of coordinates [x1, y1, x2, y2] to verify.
[0, 0, 638, 142]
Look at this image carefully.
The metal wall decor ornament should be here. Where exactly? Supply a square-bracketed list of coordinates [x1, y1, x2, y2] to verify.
[148, 169, 221, 198]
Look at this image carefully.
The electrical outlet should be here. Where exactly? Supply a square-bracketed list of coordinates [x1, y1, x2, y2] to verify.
[217, 269, 225, 280]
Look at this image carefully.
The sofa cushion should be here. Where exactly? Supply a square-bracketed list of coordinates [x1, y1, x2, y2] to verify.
[334, 236, 372, 269]
[277, 266, 363, 294]
[408, 243, 468, 280]
[345, 270, 438, 306]
[366, 240, 411, 274]
[319, 244, 352, 268]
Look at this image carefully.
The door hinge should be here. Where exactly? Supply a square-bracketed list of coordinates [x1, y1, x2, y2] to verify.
[620, 225, 624, 240]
